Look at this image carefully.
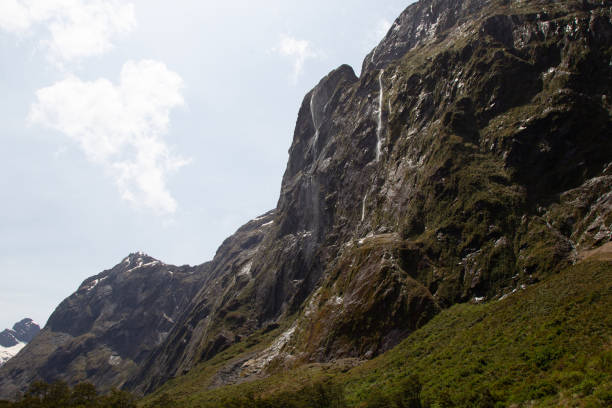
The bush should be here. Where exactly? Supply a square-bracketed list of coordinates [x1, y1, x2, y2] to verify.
[3, 381, 138, 408]
[393, 375, 422, 408]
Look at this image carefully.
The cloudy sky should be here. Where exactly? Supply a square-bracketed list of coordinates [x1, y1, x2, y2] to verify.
[0, 0, 413, 330]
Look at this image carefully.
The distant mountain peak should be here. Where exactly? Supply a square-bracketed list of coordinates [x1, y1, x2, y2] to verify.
[0, 318, 40, 366]
[12, 318, 39, 343]
[122, 252, 160, 267]
[0, 330, 19, 348]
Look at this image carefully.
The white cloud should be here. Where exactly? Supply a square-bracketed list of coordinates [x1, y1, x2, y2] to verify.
[29, 60, 188, 215]
[0, 0, 135, 61]
[275, 34, 318, 83]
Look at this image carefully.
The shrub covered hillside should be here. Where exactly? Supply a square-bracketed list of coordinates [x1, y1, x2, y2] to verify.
[138, 252, 612, 407]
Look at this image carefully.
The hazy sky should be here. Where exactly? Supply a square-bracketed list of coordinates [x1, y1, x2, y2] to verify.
[0, 0, 413, 330]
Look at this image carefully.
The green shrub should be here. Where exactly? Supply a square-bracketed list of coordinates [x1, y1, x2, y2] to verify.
[4, 382, 137, 408]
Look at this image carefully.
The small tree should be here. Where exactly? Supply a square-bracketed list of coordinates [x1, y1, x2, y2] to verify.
[44, 381, 71, 408]
[365, 388, 393, 408]
[100, 388, 137, 408]
[24, 381, 49, 401]
[71, 383, 99, 407]
[148, 392, 176, 408]
[394, 374, 422, 408]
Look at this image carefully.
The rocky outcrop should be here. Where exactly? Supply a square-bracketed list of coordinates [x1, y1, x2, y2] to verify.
[1, 0, 610, 398]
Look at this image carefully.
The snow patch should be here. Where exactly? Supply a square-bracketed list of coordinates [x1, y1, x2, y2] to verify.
[0, 342, 26, 366]
[126, 260, 159, 273]
[87, 279, 99, 291]
[86, 276, 108, 291]
[261, 220, 274, 227]
[238, 261, 253, 278]
[108, 354, 121, 366]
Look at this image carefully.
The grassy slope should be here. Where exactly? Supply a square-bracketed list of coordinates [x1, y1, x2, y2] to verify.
[344, 258, 612, 407]
[141, 256, 612, 407]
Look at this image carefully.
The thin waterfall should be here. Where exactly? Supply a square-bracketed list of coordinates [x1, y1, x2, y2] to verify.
[375, 69, 384, 162]
[361, 192, 368, 222]
[310, 92, 319, 152]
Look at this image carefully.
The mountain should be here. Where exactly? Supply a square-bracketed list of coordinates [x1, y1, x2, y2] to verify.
[10, 319, 39, 344]
[1, 0, 610, 404]
[0, 319, 40, 367]
[133, 0, 611, 394]
[0, 253, 210, 397]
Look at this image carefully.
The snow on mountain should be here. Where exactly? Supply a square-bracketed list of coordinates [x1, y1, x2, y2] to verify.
[0, 342, 25, 366]
[0, 318, 40, 367]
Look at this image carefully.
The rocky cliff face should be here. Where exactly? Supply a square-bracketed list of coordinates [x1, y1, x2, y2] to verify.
[0, 253, 209, 397]
[1, 0, 610, 399]
[132, 0, 610, 393]
[0, 319, 40, 367]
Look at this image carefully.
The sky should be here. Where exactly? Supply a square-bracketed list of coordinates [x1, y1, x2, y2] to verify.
[0, 0, 414, 331]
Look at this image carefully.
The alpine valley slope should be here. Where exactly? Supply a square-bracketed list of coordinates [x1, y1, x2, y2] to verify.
[1, 0, 611, 402]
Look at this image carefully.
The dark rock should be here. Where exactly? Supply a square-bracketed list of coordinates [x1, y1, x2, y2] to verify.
[12, 319, 40, 344]
[0, 331, 19, 348]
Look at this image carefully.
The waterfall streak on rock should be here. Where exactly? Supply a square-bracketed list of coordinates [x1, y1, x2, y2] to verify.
[310, 92, 319, 152]
[376, 70, 384, 162]
[361, 192, 368, 222]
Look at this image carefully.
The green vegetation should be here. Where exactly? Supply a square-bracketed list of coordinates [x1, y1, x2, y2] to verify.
[138, 258, 612, 407]
[343, 259, 612, 407]
[0, 381, 137, 408]
[139, 3, 610, 403]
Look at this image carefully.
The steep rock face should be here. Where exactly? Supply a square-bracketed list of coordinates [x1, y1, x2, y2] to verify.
[130, 210, 278, 392]
[280, 0, 612, 362]
[0, 253, 209, 397]
[135, 0, 611, 392]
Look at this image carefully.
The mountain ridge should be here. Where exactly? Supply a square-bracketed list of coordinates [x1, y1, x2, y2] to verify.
[0, 0, 610, 402]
